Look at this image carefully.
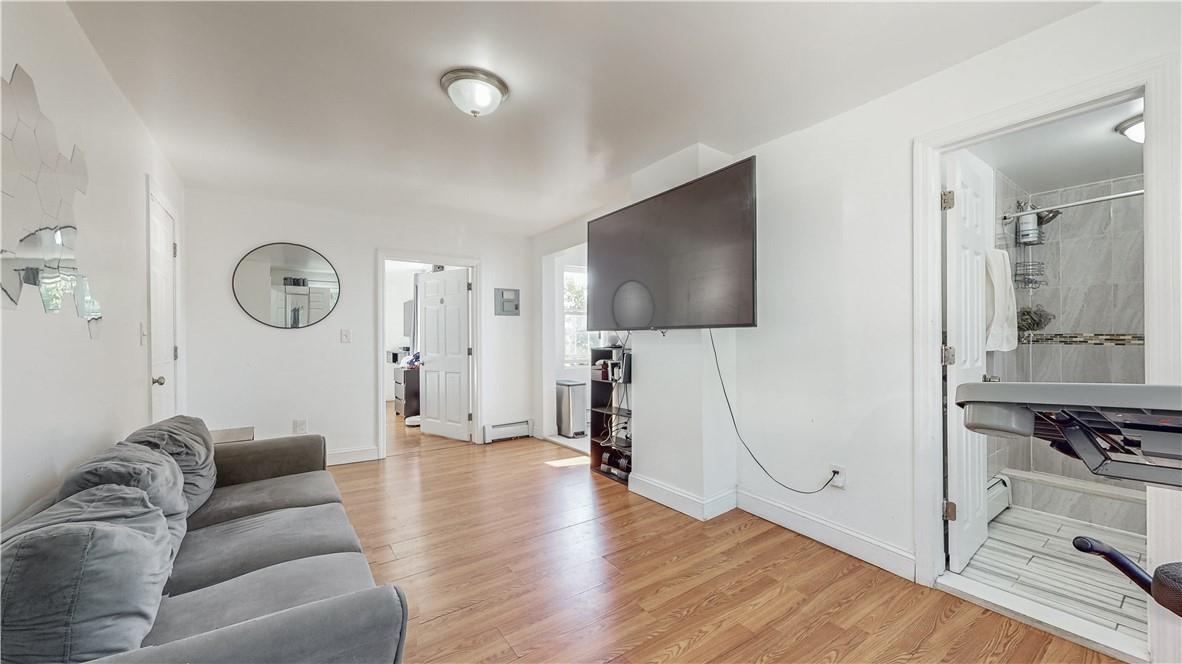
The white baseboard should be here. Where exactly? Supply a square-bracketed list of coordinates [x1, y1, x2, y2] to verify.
[630, 473, 736, 521]
[327, 446, 381, 465]
[737, 489, 915, 580]
[937, 573, 1147, 664]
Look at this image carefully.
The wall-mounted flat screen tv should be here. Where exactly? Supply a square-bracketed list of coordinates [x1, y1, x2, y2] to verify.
[587, 156, 756, 331]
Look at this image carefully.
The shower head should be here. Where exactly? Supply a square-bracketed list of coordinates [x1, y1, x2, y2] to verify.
[1036, 209, 1061, 225]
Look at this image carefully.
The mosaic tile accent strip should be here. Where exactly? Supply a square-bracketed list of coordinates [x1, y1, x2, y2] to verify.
[1022, 332, 1144, 346]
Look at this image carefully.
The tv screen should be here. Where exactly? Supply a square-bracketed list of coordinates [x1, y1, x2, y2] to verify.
[587, 156, 756, 331]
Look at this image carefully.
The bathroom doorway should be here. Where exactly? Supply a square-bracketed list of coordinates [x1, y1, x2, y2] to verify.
[911, 62, 1180, 664]
[941, 94, 1151, 659]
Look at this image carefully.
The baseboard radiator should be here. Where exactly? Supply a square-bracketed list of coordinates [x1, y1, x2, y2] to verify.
[484, 420, 532, 443]
[987, 474, 1011, 522]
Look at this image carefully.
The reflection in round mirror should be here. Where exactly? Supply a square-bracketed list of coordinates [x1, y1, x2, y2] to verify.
[232, 243, 340, 329]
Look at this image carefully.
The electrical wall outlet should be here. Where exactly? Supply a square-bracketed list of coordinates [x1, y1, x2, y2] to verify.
[829, 464, 846, 489]
[339, 329, 352, 343]
[293, 419, 308, 434]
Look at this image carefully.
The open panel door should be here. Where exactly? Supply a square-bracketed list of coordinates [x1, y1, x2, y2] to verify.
[148, 193, 177, 421]
[943, 149, 994, 573]
[419, 268, 471, 441]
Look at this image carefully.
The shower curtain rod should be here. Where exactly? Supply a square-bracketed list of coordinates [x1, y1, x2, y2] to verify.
[999, 188, 1144, 221]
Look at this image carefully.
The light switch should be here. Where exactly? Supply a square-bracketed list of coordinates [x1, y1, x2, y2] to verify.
[340, 329, 351, 343]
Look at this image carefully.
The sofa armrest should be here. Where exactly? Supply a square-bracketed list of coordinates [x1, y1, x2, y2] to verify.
[214, 434, 327, 487]
[93, 585, 407, 664]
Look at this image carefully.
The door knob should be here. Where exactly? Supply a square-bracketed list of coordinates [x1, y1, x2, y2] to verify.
[152, 376, 166, 386]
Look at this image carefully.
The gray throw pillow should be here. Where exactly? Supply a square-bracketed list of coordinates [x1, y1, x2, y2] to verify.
[0, 485, 171, 664]
[58, 442, 188, 556]
[123, 415, 216, 515]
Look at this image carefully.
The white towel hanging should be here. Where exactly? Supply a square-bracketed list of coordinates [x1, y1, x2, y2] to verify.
[985, 248, 1018, 352]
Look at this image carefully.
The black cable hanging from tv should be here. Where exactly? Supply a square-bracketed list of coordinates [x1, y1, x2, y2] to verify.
[708, 330, 837, 495]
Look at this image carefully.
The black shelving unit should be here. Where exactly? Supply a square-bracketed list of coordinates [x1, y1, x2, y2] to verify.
[589, 346, 632, 485]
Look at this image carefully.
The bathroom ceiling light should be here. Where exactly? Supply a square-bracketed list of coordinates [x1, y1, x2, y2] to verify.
[440, 67, 509, 118]
[1115, 114, 1144, 144]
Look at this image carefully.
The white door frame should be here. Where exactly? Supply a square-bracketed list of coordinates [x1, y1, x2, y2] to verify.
[911, 57, 1180, 658]
[375, 248, 482, 457]
[145, 175, 182, 418]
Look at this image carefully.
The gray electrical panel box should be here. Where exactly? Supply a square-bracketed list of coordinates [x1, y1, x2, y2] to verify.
[494, 288, 520, 316]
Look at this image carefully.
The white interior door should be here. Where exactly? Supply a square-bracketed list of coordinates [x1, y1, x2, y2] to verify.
[944, 150, 994, 573]
[148, 195, 177, 421]
[419, 268, 470, 440]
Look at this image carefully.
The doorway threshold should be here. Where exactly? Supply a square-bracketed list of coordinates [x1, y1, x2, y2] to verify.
[544, 434, 588, 455]
[937, 572, 1149, 663]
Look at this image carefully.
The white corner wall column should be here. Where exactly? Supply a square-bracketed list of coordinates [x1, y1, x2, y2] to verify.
[626, 145, 741, 522]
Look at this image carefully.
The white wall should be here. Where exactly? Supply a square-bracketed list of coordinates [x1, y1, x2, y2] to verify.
[383, 260, 429, 352]
[1, 3, 185, 520]
[184, 188, 533, 458]
[730, 3, 1179, 579]
[540, 244, 591, 448]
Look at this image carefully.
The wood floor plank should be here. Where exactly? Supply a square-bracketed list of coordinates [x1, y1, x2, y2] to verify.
[332, 414, 1117, 664]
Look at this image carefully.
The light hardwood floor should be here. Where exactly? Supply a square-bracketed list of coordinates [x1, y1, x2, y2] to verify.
[329, 414, 1115, 664]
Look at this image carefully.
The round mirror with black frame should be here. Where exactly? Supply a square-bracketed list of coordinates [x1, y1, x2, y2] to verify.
[232, 243, 340, 329]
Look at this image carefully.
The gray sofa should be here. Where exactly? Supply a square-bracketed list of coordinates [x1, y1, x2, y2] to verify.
[1, 420, 407, 664]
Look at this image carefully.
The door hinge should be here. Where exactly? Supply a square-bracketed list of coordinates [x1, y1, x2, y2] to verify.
[941, 344, 956, 366]
[467, 413, 473, 422]
[467, 282, 472, 291]
[172, 242, 178, 257]
[173, 345, 178, 361]
[940, 190, 955, 211]
[467, 347, 473, 356]
[943, 501, 957, 521]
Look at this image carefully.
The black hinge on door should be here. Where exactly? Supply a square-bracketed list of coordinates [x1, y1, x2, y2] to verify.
[467, 413, 473, 422]
[940, 191, 955, 211]
[467, 282, 472, 291]
[467, 347, 473, 356]
[173, 345, 178, 361]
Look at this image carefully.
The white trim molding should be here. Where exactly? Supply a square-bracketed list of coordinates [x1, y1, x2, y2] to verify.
[738, 490, 915, 580]
[327, 446, 381, 466]
[630, 473, 736, 521]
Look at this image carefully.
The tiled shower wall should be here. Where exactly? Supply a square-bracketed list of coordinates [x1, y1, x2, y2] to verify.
[984, 172, 1146, 498]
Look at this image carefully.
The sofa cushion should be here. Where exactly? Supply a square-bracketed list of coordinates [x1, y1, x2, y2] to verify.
[58, 442, 188, 555]
[166, 502, 363, 595]
[187, 470, 342, 531]
[124, 415, 216, 515]
[144, 552, 374, 646]
[0, 486, 172, 664]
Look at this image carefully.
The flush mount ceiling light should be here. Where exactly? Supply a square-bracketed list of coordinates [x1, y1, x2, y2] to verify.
[440, 67, 509, 118]
[1115, 114, 1145, 144]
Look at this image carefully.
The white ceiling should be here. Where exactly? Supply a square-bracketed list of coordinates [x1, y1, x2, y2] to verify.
[970, 97, 1143, 193]
[69, 2, 1088, 234]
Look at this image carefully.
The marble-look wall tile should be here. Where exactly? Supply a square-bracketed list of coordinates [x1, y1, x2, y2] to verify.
[1112, 283, 1144, 333]
[1062, 345, 1111, 383]
[1057, 182, 1112, 240]
[1016, 479, 1147, 534]
[1059, 284, 1114, 333]
[1061, 236, 1112, 287]
[1031, 441, 1065, 476]
[1110, 175, 1144, 236]
[1110, 231, 1144, 284]
[1109, 345, 1145, 384]
[1028, 286, 1061, 334]
[1030, 344, 1062, 382]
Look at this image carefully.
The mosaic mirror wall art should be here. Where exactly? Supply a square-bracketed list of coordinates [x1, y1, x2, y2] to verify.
[1, 64, 101, 339]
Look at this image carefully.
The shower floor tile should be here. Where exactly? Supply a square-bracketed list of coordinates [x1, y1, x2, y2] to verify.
[963, 506, 1148, 638]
